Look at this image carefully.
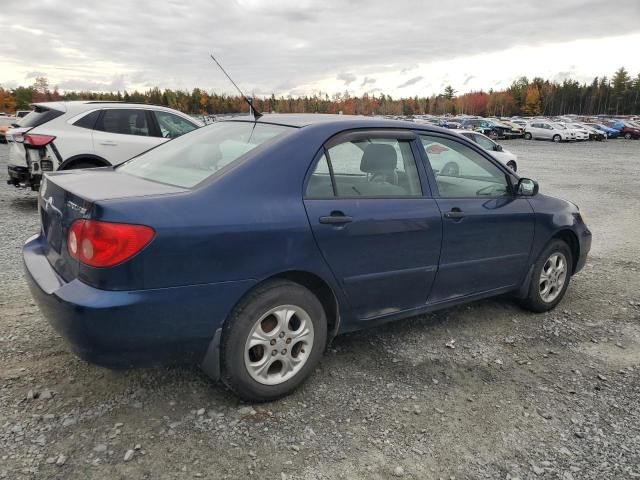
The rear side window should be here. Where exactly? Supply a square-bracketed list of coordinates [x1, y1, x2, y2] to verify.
[306, 137, 422, 198]
[118, 122, 294, 188]
[153, 111, 198, 138]
[73, 110, 101, 129]
[17, 106, 64, 128]
[96, 109, 150, 136]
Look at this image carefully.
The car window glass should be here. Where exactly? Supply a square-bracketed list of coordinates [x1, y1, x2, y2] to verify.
[73, 110, 101, 129]
[309, 137, 422, 197]
[154, 111, 198, 139]
[119, 122, 294, 188]
[305, 153, 334, 197]
[420, 135, 509, 198]
[473, 134, 495, 150]
[97, 109, 150, 136]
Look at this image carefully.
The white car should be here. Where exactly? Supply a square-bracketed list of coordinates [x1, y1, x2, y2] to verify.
[6, 101, 202, 190]
[524, 121, 575, 142]
[561, 123, 589, 141]
[457, 129, 518, 171]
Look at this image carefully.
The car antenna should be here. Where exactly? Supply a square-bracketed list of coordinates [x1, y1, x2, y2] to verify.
[209, 53, 262, 120]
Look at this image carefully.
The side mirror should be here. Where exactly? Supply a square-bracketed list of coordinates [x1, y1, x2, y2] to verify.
[517, 178, 538, 196]
[494, 144, 503, 152]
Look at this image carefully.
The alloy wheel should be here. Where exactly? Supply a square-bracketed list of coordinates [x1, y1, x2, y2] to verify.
[539, 253, 568, 303]
[244, 305, 315, 385]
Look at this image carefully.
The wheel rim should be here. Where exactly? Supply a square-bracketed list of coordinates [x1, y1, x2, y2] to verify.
[244, 305, 315, 385]
[553, 135, 560, 142]
[539, 252, 568, 303]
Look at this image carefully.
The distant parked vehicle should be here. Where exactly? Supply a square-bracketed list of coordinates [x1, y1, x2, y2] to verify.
[498, 120, 525, 138]
[570, 123, 606, 141]
[0, 115, 18, 144]
[584, 123, 619, 139]
[524, 121, 575, 142]
[618, 121, 640, 139]
[457, 130, 518, 171]
[6, 101, 202, 190]
[460, 119, 513, 139]
[562, 123, 589, 141]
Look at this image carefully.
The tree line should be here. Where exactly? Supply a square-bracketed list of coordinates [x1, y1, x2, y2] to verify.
[1, 68, 639, 118]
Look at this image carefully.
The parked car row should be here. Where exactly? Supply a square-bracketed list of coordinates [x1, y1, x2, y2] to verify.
[384, 114, 640, 142]
[5, 101, 202, 190]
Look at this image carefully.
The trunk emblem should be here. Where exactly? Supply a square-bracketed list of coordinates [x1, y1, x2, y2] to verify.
[66, 201, 87, 215]
[42, 196, 62, 217]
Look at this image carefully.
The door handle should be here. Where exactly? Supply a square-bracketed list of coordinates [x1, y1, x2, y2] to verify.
[99, 141, 117, 146]
[444, 209, 465, 219]
[319, 212, 353, 225]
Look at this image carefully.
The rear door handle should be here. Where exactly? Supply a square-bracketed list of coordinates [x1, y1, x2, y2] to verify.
[444, 209, 465, 219]
[100, 141, 117, 146]
[319, 213, 353, 225]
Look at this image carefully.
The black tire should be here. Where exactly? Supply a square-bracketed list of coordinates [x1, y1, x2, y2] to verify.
[220, 280, 327, 402]
[520, 239, 573, 313]
[552, 134, 561, 143]
[63, 160, 103, 170]
[506, 160, 517, 172]
[524, 132, 532, 140]
[624, 133, 632, 140]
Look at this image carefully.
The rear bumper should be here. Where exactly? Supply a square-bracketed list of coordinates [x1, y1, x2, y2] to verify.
[23, 234, 255, 369]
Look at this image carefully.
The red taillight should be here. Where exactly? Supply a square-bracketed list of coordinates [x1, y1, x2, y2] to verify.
[67, 220, 155, 267]
[24, 134, 56, 147]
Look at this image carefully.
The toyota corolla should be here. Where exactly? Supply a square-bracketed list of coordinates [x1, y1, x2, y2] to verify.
[23, 114, 591, 401]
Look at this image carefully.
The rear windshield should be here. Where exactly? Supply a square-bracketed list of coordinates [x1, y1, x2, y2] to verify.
[18, 106, 64, 128]
[118, 121, 295, 188]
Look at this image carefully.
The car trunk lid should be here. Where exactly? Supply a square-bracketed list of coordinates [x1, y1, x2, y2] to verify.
[39, 170, 187, 282]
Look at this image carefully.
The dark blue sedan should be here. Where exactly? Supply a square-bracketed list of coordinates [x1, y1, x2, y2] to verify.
[24, 114, 591, 401]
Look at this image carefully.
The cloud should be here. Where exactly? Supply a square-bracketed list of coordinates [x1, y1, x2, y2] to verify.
[337, 72, 357, 85]
[360, 76, 376, 87]
[0, 0, 639, 98]
[25, 71, 47, 79]
[398, 76, 423, 88]
[463, 75, 475, 85]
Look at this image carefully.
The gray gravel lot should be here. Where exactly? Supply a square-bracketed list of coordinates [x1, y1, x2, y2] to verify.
[1, 138, 639, 480]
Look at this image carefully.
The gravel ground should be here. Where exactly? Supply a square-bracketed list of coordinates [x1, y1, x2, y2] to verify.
[1, 138, 639, 480]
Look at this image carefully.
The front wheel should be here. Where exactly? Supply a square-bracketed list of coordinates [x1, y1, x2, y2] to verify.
[552, 134, 561, 143]
[506, 160, 517, 172]
[520, 240, 573, 313]
[524, 132, 532, 140]
[220, 280, 327, 402]
[624, 133, 632, 139]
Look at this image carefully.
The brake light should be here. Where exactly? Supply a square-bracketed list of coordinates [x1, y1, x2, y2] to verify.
[24, 134, 56, 147]
[67, 220, 155, 267]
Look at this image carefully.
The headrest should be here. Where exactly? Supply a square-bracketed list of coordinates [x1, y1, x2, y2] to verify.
[360, 144, 397, 173]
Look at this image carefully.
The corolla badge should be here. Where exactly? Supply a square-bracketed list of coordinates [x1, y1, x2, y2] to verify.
[66, 201, 87, 215]
[42, 196, 62, 217]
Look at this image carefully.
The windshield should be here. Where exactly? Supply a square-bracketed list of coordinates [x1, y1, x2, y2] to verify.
[118, 121, 295, 188]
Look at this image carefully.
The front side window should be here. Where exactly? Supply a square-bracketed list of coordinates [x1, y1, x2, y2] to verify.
[306, 137, 422, 197]
[420, 135, 509, 198]
[97, 109, 150, 136]
[153, 111, 199, 138]
[119, 121, 294, 188]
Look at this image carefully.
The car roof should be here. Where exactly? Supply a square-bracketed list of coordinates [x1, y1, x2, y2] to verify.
[222, 113, 452, 133]
[31, 101, 192, 116]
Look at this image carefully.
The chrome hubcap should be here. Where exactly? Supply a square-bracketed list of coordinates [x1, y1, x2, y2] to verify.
[244, 305, 314, 385]
[539, 253, 567, 303]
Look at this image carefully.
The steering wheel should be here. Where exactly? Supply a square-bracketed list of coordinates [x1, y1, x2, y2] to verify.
[440, 162, 459, 176]
[476, 184, 499, 196]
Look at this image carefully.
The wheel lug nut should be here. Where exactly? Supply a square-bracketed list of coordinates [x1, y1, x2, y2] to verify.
[270, 339, 276, 345]
[271, 350, 277, 356]
[279, 332, 285, 338]
[281, 349, 287, 355]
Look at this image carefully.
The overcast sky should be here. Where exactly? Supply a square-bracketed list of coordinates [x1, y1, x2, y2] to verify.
[2, 0, 640, 98]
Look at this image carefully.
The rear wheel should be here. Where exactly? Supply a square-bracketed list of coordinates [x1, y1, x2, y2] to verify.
[220, 280, 327, 402]
[520, 240, 572, 313]
[552, 134, 561, 143]
[506, 160, 517, 172]
[524, 132, 532, 140]
[624, 132, 632, 139]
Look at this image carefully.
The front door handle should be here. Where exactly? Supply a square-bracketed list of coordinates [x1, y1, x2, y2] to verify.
[100, 141, 117, 146]
[319, 212, 353, 225]
[444, 208, 465, 219]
